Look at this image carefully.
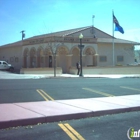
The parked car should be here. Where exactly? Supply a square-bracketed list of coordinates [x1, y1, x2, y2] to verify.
[0, 61, 14, 72]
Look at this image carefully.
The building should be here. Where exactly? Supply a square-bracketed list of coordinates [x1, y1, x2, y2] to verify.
[135, 50, 140, 63]
[0, 26, 139, 74]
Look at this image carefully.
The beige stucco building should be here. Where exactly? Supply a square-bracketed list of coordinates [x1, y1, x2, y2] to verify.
[0, 26, 139, 74]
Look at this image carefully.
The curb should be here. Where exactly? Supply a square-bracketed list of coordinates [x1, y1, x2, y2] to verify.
[1, 106, 140, 129]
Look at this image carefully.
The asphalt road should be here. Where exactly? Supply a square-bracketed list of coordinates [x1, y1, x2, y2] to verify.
[0, 78, 140, 140]
[0, 78, 140, 103]
[0, 111, 140, 140]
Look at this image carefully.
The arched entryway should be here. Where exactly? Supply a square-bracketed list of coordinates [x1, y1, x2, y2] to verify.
[44, 47, 52, 67]
[84, 47, 96, 66]
[71, 47, 80, 67]
[37, 47, 44, 67]
[57, 46, 69, 73]
[30, 48, 37, 68]
[23, 48, 29, 68]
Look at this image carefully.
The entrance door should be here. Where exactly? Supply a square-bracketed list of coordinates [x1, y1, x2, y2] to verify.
[49, 56, 52, 67]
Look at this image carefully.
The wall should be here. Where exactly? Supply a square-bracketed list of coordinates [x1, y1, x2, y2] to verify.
[69, 66, 140, 75]
[20, 67, 62, 74]
[0, 45, 23, 70]
[97, 43, 135, 66]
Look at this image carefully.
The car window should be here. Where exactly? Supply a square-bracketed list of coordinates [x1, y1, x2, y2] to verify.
[3, 62, 7, 65]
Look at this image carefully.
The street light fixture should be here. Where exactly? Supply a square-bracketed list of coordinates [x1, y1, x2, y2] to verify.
[20, 30, 25, 40]
[78, 33, 84, 77]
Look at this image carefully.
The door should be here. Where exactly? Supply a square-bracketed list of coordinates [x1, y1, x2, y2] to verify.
[49, 56, 52, 67]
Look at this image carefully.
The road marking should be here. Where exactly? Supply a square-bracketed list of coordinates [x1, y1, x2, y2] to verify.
[58, 123, 85, 140]
[36, 89, 49, 101]
[120, 86, 140, 92]
[36, 89, 54, 101]
[83, 88, 114, 97]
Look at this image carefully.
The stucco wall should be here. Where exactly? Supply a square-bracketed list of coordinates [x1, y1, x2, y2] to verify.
[97, 43, 135, 66]
[0, 46, 23, 70]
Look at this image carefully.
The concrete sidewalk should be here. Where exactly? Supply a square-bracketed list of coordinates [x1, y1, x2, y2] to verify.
[0, 94, 140, 129]
[0, 71, 140, 79]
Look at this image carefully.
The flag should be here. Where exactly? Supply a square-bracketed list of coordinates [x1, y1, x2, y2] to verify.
[113, 14, 124, 34]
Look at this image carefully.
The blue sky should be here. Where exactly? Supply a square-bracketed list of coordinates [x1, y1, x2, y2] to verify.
[0, 0, 140, 49]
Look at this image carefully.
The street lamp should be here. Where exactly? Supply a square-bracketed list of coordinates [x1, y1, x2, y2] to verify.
[52, 47, 57, 77]
[78, 33, 84, 77]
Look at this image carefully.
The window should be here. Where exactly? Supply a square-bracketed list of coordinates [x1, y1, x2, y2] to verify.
[3, 62, 7, 65]
[117, 56, 123, 62]
[99, 56, 107, 62]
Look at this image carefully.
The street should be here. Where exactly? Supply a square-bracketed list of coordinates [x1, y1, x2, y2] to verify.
[0, 111, 140, 140]
[0, 78, 140, 103]
[0, 77, 140, 140]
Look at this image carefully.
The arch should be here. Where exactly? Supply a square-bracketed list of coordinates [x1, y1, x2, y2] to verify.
[30, 47, 37, 67]
[30, 47, 36, 56]
[57, 46, 69, 55]
[83, 46, 96, 55]
[37, 47, 44, 67]
[84, 46, 97, 66]
[57, 46, 69, 73]
[23, 48, 29, 68]
[37, 46, 44, 56]
[44, 47, 52, 56]
[71, 47, 80, 67]
[23, 48, 29, 56]
[44, 47, 53, 67]
[70, 45, 79, 55]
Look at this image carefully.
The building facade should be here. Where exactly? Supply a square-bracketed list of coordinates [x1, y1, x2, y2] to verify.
[0, 26, 139, 73]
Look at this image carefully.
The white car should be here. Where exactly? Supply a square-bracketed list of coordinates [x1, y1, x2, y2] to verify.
[0, 61, 14, 72]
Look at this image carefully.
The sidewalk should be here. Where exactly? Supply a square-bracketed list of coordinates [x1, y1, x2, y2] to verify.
[1, 94, 140, 129]
[0, 70, 140, 79]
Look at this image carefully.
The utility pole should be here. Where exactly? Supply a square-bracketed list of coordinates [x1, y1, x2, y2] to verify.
[20, 30, 25, 40]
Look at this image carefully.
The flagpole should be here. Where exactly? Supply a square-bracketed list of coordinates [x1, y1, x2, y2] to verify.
[112, 10, 115, 66]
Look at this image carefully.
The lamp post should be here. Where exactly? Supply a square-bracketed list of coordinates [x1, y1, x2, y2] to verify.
[52, 47, 56, 77]
[78, 33, 84, 77]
